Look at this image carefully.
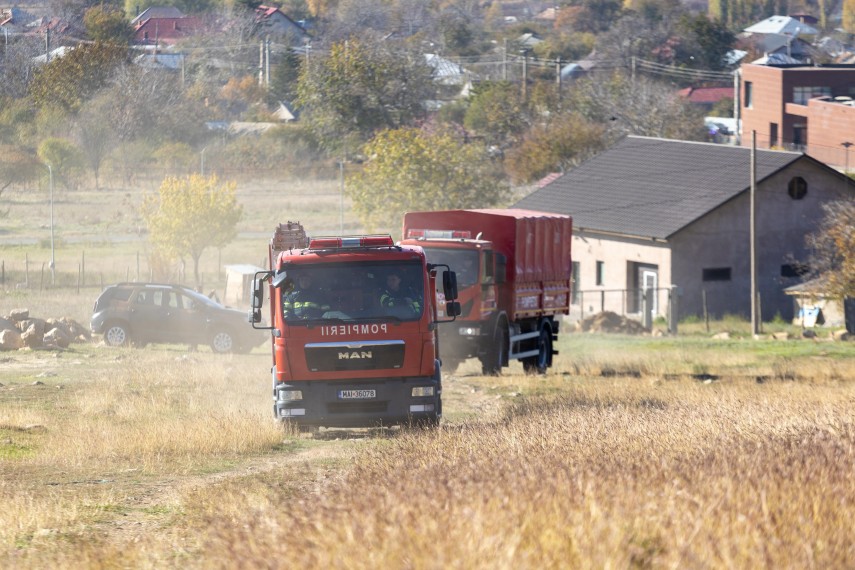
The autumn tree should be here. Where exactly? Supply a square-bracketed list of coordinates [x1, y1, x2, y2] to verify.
[141, 175, 243, 286]
[0, 146, 40, 217]
[29, 43, 129, 114]
[296, 39, 434, 154]
[0, 35, 44, 99]
[37, 138, 84, 190]
[504, 113, 609, 184]
[675, 13, 736, 71]
[76, 102, 114, 190]
[84, 5, 133, 43]
[807, 198, 855, 299]
[347, 127, 508, 232]
[463, 81, 529, 148]
[568, 71, 705, 141]
[564, 0, 624, 33]
[844, 0, 855, 32]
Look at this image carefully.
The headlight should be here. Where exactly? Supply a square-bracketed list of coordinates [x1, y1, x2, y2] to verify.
[278, 389, 303, 401]
[412, 386, 435, 397]
[458, 326, 481, 336]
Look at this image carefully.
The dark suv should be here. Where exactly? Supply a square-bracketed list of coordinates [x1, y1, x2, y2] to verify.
[91, 283, 265, 353]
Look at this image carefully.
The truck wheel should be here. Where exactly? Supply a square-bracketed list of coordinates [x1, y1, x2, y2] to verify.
[480, 325, 506, 375]
[523, 325, 553, 375]
[104, 322, 130, 347]
[210, 329, 235, 353]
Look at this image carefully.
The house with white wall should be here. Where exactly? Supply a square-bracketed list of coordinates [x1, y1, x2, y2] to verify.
[514, 136, 854, 322]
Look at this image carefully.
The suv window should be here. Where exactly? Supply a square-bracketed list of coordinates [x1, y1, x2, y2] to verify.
[111, 287, 134, 302]
[135, 290, 154, 305]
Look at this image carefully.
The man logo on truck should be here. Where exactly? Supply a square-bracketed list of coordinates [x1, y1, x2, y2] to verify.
[338, 351, 373, 360]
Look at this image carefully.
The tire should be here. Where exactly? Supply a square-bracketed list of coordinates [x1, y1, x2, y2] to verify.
[523, 324, 553, 375]
[480, 323, 506, 375]
[210, 329, 236, 353]
[103, 322, 130, 347]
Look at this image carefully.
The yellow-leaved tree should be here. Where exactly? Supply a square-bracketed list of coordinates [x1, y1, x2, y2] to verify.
[808, 197, 855, 299]
[141, 175, 243, 286]
[347, 127, 509, 234]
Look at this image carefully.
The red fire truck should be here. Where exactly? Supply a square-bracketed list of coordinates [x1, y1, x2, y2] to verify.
[249, 222, 460, 428]
[400, 209, 572, 375]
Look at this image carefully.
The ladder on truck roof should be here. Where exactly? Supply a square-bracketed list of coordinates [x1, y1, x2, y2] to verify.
[271, 221, 309, 253]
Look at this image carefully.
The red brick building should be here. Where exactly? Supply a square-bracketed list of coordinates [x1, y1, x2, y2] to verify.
[739, 63, 855, 170]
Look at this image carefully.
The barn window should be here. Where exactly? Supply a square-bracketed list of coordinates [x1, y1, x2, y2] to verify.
[788, 177, 808, 200]
[596, 261, 605, 286]
[702, 268, 731, 282]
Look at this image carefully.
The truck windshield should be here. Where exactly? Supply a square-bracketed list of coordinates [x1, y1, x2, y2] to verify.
[421, 248, 479, 288]
[280, 262, 425, 323]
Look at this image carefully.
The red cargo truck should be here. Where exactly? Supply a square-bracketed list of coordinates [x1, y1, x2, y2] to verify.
[400, 209, 572, 374]
[249, 222, 460, 428]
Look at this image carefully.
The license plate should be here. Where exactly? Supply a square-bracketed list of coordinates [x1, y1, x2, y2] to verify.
[338, 389, 376, 400]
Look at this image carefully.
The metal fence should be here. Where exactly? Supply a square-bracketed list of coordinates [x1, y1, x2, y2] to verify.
[569, 287, 679, 332]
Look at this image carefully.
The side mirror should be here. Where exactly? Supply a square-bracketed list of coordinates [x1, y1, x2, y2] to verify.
[250, 270, 275, 331]
[443, 270, 459, 300]
[446, 300, 462, 318]
[251, 284, 264, 310]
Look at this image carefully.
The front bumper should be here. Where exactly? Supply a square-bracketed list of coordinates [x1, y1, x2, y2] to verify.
[273, 376, 441, 428]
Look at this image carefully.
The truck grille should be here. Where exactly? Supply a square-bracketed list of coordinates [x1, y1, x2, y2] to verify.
[305, 340, 405, 372]
[327, 401, 389, 415]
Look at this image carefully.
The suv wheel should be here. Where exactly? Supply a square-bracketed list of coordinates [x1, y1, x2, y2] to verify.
[210, 329, 235, 353]
[104, 322, 130, 347]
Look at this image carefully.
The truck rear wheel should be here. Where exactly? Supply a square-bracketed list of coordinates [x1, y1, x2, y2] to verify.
[480, 325, 506, 375]
[523, 324, 553, 375]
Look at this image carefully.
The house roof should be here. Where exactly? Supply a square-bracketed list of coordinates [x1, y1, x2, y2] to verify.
[133, 17, 202, 45]
[512, 136, 803, 240]
[425, 53, 467, 84]
[131, 6, 185, 26]
[744, 15, 817, 36]
[32, 45, 74, 64]
[677, 86, 734, 105]
[254, 4, 308, 35]
[134, 53, 184, 70]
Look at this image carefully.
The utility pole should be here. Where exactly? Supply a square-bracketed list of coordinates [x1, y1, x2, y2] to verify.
[339, 159, 344, 235]
[265, 36, 270, 87]
[750, 131, 759, 336]
[502, 38, 507, 80]
[47, 164, 55, 285]
[521, 52, 527, 102]
[259, 40, 264, 86]
[733, 70, 741, 146]
[45, 27, 50, 63]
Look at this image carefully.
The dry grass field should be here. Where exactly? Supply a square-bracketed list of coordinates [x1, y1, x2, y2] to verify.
[1, 333, 853, 568]
[3, 175, 855, 568]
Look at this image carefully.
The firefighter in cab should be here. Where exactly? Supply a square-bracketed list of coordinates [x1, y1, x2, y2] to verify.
[284, 274, 329, 319]
[380, 270, 421, 314]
